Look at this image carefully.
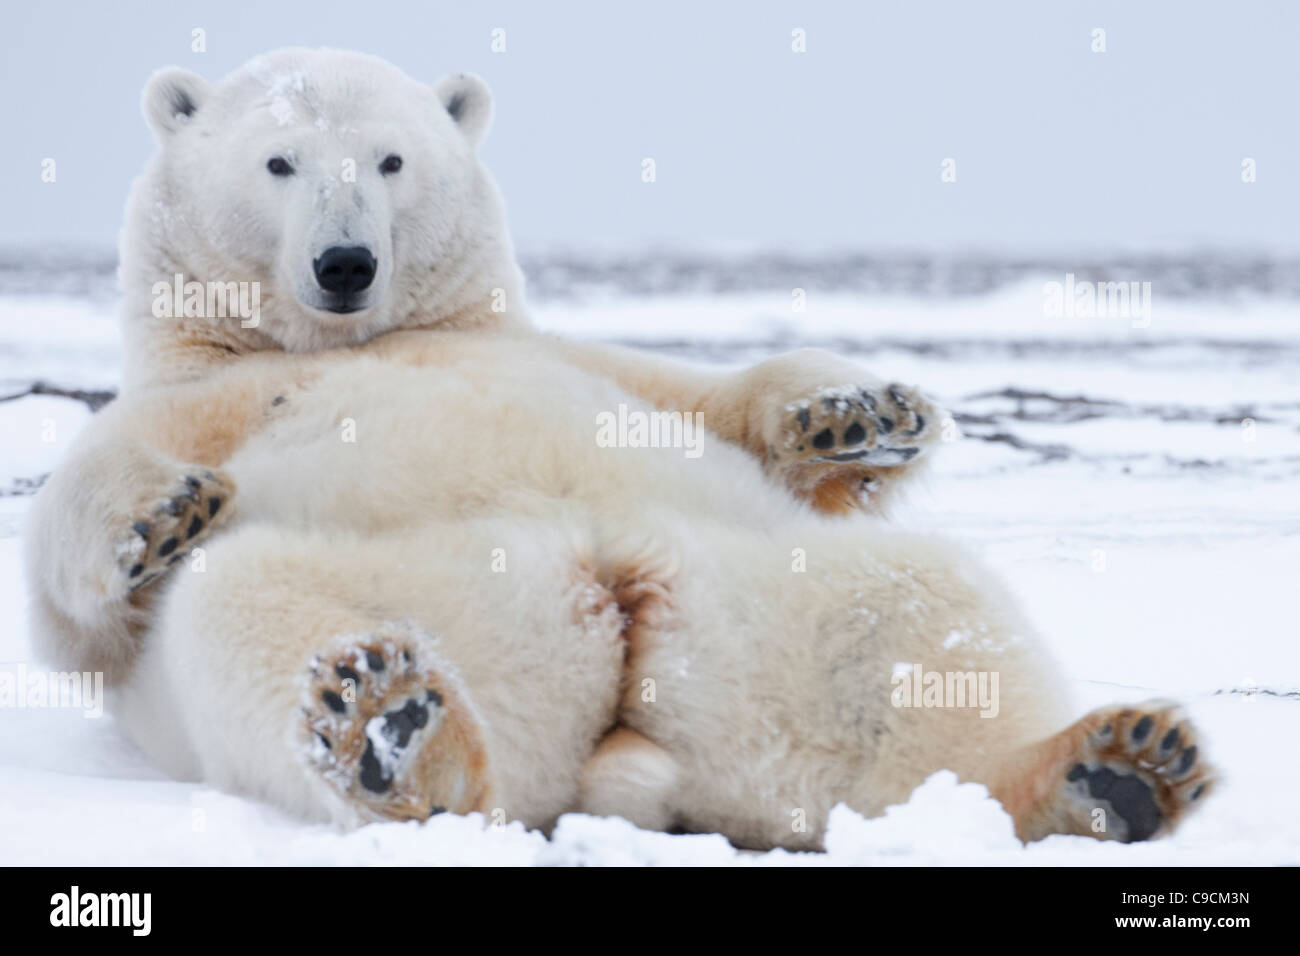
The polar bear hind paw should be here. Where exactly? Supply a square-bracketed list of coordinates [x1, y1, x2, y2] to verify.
[299, 623, 491, 823]
[1012, 700, 1216, 843]
[120, 468, 234, 593]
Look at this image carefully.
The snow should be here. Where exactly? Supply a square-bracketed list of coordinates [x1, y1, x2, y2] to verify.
[266, 97, 292, 127]
[1, 274, 1297, 865]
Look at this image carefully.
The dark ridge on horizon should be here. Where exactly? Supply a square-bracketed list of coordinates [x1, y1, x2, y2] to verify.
[1, 247, 1298, 302]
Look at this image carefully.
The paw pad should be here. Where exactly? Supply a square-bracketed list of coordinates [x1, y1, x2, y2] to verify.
[118, 468, 233, 594]
[777, 383, 939, 468]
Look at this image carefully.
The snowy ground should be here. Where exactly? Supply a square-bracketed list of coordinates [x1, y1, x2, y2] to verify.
[1, 271, 1297, 865]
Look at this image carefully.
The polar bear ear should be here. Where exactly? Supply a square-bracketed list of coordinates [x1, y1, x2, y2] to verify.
[142, 68, 211, 140]
[433, 73, 493, 149]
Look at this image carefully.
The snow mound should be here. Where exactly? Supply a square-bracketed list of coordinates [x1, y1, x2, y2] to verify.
[822, 772, 1022, 864]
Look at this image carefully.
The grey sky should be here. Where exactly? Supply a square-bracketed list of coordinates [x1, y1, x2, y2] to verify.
[3, 0, 1297, 254]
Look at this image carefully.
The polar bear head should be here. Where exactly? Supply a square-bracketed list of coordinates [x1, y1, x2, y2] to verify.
[122, 48, 525, 375]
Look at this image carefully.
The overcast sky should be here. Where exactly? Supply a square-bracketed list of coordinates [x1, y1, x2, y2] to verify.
[3, 0, 1297, 254]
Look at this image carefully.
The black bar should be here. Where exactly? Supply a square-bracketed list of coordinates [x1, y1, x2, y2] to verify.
[3, 866, 1285, 939]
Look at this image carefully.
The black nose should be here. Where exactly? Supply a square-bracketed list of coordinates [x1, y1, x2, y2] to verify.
[313, 246, 377, 294]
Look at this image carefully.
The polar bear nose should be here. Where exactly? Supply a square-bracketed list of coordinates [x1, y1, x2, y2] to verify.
[313, 246, 377, 295]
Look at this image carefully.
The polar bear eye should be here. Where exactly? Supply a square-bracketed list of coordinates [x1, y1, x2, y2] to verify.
[379, 154, 403, 175]
[266, 156, 294, 176]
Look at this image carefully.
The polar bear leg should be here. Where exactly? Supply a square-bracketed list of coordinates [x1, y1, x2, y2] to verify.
[141, 537, 490, 825]
[132, 518, 625, 826]
[545, 338, 944, 515]
[25, 436, 236, 681]
[609, 515, 1217, 848]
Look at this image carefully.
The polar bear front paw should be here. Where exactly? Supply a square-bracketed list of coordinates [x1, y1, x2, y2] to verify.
[765, 383, 943, 514]
[300, 623, 491, 823]
[117, 468, 234, 593]
[776, 383, 938, 466]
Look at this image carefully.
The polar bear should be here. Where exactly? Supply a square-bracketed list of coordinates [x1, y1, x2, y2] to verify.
[25, 49, 1214, 848]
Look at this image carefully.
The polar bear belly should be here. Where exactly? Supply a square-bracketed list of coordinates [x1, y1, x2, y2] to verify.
[221, 352, 794, 538]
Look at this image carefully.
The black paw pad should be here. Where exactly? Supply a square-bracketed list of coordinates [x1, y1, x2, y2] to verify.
[1073, 765, 1163, 842]
[208, 497, 222, 518]
[383, 698, 430, 748]
[812, 428, 835, 450]
[355, 696, 433, 795]
[843, 422, 866, 446]
[1131, 715, 1154, 743]
[358, 741, 392, 794]
[321, 690, 347, 714]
